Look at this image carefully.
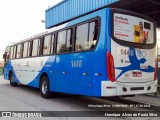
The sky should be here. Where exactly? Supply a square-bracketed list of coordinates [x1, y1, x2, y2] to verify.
[0, 0, 62, 61]
[0, 0, 160, 61]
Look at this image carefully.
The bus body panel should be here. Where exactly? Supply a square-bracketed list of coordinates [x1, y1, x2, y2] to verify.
[3, 8, 157, 97]
[55, 53, 94, 95]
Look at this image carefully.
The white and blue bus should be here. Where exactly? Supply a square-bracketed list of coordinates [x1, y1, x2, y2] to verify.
[3, 8, 158, 98]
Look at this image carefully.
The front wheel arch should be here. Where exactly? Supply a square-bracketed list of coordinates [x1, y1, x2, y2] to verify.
[9, 71, 18, 87]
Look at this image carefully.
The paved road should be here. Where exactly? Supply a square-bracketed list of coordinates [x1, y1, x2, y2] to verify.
[0, 76, 159, 120]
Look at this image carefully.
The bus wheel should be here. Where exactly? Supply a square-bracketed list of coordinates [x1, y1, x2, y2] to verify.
[9, 72, 18, 87]
[40, 76, 52, 99]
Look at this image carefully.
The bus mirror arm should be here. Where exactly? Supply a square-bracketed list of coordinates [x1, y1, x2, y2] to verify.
[3, 53, 6, 59]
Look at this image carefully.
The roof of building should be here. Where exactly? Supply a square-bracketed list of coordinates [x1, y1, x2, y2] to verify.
[45, 0, 160, 28]
[107, 0, 160, 27]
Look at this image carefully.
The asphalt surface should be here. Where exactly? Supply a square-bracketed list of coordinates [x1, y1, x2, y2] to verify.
[0, 75, 159, 120]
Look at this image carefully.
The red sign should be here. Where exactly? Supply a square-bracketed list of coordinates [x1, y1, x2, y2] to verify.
[132, 72, 142, 77]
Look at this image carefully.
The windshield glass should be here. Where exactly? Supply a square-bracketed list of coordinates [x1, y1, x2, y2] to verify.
[113, 13, 154, 44]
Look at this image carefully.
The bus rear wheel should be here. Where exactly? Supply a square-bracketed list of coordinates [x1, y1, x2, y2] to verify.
[40, 76, 52, 99]
[9, 72, 18, 87]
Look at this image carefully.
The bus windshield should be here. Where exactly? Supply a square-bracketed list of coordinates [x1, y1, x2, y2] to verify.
[113, 13, 154, 45]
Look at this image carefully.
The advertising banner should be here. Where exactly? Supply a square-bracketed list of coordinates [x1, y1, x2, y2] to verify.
[114, 13, 154, 44]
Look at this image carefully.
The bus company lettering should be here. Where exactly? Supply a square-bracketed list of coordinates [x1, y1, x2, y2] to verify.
[71, 60, 82, 68]
[115, 16, 129, 25]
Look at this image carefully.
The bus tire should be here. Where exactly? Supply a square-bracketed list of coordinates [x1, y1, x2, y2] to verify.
[9, 72, 18, 87]
[40, 76, 52, 99]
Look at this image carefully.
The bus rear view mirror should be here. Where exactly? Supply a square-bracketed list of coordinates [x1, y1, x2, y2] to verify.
[3, 54, 6, 59]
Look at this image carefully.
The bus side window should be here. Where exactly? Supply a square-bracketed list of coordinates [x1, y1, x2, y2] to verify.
[57, 30, 66, 53]
[74, 20, 99, 52]
[89, 21, 98, 49]
[16, 44, 21, 59]
[39, 37, 44, 56]
[38, 39, 41, 56]
[43, 35, 51, 55]
[16, 44, 22, 58]
[51, 34, 55, 54]
[32, 39, 39, 57]
[10, 46, 14, 59]
[23, 42, 28, 58]
[13, 45, 17, 59]
[66, 29, 72, 52]
[28, 41, 32, 57]
[21, 43, 24, 58]
[75, 23, 89, 51]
